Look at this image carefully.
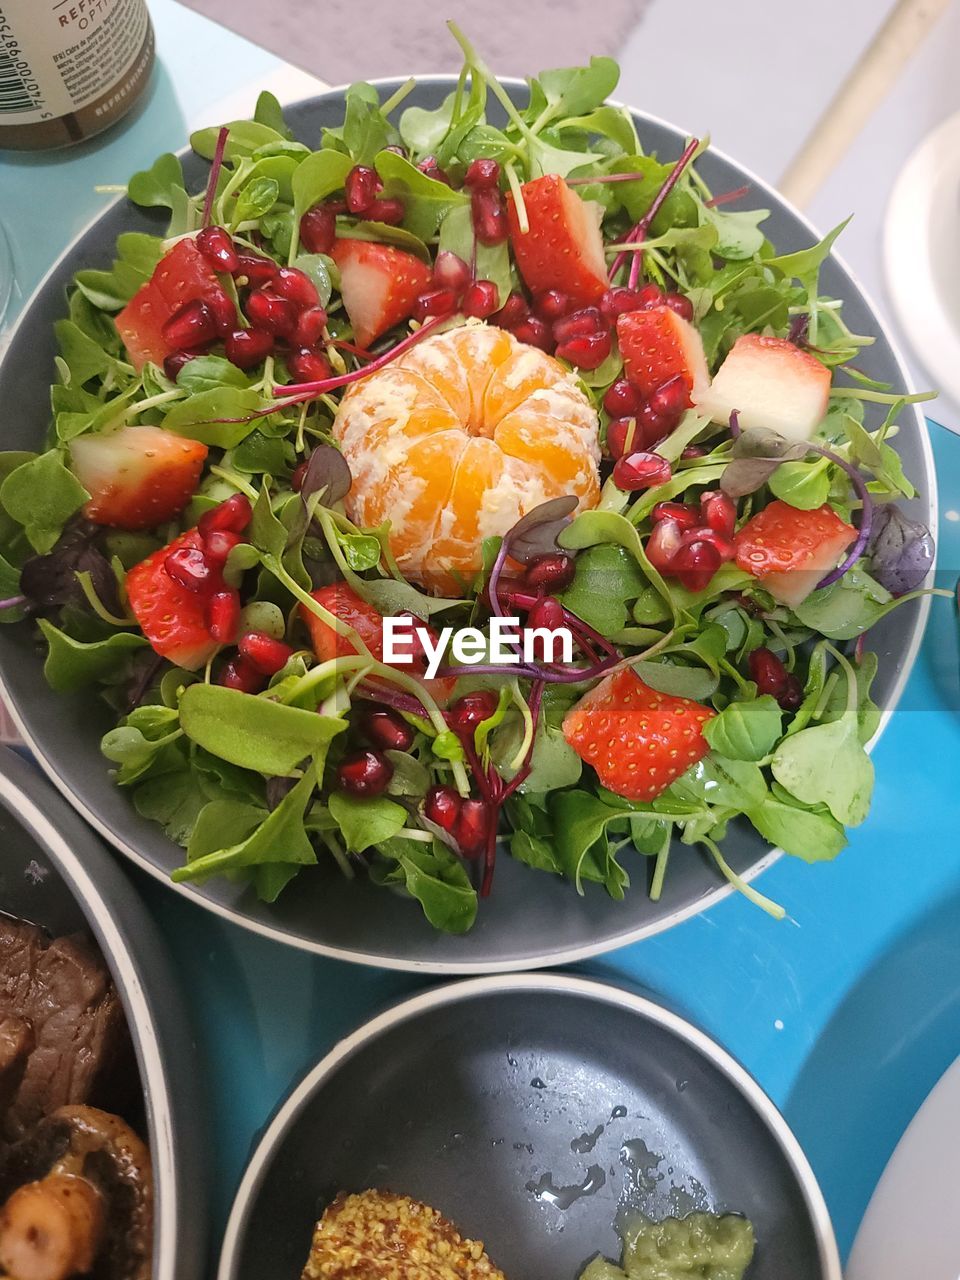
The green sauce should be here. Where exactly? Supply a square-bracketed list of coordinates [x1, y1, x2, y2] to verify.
[580, 1212, 756, 1280]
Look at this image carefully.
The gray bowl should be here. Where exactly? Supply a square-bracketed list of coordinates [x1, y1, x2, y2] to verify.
[0, 746, 207, 1280]
[217, 973, 841, 1280]
[0, 79, 935, 970]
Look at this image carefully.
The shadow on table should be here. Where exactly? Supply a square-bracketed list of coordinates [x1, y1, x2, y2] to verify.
[783, 886, 960, 1258]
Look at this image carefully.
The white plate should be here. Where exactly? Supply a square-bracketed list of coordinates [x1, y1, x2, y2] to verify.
[884, 109, 960, 422]
[847, 1054, 960, 1280]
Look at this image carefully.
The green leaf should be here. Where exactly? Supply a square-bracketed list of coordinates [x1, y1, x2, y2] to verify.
[176, 355, 251, 394]
[231, 176, 279, 229]
[186, 800, 264, 860]
[337, 219, 432, 262]
[770, 710, 873, 826]
[291, 149, 353, 220]
[669, 753, 767, 812]
[179, 683, 347, 776]
[790, 567, 895, 640]
[558, 105, 639, 154]
[250, 481, 288, 558]
[559, 543, 647, 634]
[127, 153, 186, 209]
[819, 650, 880, 744]
[375, 150, 469, 240]
[768, 458, 832, 509]
[231, 431, 287, 476]
[437, 204, 512, 311]
[549, 789, 628, 895]
[400, 93, 458, 154]
[703, 696, 783, 761]
[766, 219, 850, 291]
[537, 56, 620, 118]
[1, 451, 89, 553]
[372, 837, 478, 933]
[39, 622, 148, 693]
[55, 320, 118, 386]
[747, 794, 847, 862]
[133, 767, 209, 844]
[161, 387, 268, 448]
[699, 203, 769, 260]
[191, 119, 285, 161]
[292, 254, 334, 306]
[254, 90, 294, 140]
[560, 509, 676, 623]
[328, 790, 407, 852]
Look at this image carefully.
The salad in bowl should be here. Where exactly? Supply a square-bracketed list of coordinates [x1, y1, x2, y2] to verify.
[0, 28, 940, 935]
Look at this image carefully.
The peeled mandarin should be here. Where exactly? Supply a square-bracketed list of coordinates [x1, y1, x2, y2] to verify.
[333, 324, 601, 590]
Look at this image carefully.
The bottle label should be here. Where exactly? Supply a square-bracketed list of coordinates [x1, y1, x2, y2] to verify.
[0, 0, 150, 126]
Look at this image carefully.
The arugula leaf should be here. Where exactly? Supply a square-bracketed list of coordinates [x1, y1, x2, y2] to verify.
[1, 452, 89, 554]
[39, 621, 147, 693]
[548, 789, 630, 897]
[703, 696, 782, 761]
[698, 203, 769, 260]
[372, 837, 478, 933]
[133, 766, 210, 844]
[328, 790, 407, 851]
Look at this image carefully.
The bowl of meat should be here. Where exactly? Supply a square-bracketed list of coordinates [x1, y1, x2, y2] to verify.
[0, 745, 206, 1280]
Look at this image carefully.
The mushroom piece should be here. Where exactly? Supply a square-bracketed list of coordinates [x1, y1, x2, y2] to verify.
[0, 1105, 152, 1280]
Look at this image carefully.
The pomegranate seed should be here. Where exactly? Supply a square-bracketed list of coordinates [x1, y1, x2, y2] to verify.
[524, 553, 576, 593]
[245, 289, 297, 337]
[287, 347, 332, 383]
[646, 519, 685, 574]
[464, 158, 500, 190]
[291, 306, 328, 349]
[648, 374, 690, 424]
[206, 589, 241, 644]
[748, 647, 789, 698]
[325, 198, 348, 215]
[196, 225, 239, 273]
[600, 287, 643, 320]
[672, 539, 722, 592]
[199, 493, 253, 537]
[651, 501, 699, 530]
[552, 307, 603, 344]
[556, 330, 612, 370]
[417, 156, 452, 185]
[461, 279, 500, 318]
[207, 286, 237, 336]
[448, 691, 499, 738]
[526, 596, 565, 658]
[336, 748, 393, 797]
[533, 290, 570, 320]
[424, 784, 461, 832]
[778, 673, 804, 711]
[299, 205, 337, 255]
[681, 524, 735, 562]
[603, 379, 643, 418]
[369, 197, 405, 225]
[412, 288, 458, 322]
[454, 799, 489, 856]
[681, 445, 707, 460]
[471, 188, 507, 245]
[663, 291, 694, 321]
[636, 283, 665, 309]
[636, 402, 672, 448]
[203, 529, 243, 567]
[360, 703, 415, 752]
[274, 266, 320, 309]
[345, 165, 382, 215]
[219, 657, 265, 693]
[613, 451, 672, 491]
[605, 417, 639, 461]
[432, 251, 471, 294]
[700, 490, 737, 539]
[513, 316, 552, 351]
[238, 631, 294, 676]
[233, 253, 279, 288]
[163, 349, 204, 381]
[164, 546, 213, 594]
[493, 293, 529, 330]
[224, 326, 274, 370]
[161, 299, 218, 349]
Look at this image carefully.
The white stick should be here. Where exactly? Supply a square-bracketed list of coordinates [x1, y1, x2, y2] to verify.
[779, 0, 951, 209]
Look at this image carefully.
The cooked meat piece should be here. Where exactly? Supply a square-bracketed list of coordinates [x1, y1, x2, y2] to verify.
[0, 1017, 34, 1117]
[0, 919, 133, 1140]
[302, 1190, 507, 1280]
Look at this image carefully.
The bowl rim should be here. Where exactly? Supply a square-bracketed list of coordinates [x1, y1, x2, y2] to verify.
[215, 971, 843, 1280]
[0, 75, 937, 972]
[0, 746, 190, 1280]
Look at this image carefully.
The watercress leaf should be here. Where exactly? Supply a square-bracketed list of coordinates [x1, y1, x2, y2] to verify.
[133, 767, 210, 844]
[38, 621, 147, 693]
[558, 105, 639, 154]
[176, 355, 251, 394]
[179, 683, 347, 776]
[770, 712, 874, 826]
[539, 57, 619, 118]
[400, 92, 457, 155]
[548, 789, 626, 894]
[329, 790, 407, 852]
[1, 452, 89, 554]
[790, 566, 894, 640]
[374, 151, 469, 241]
[232, 176, 280, 229]
[161, 387, 267, 448]
[372, 837, 478, 933]
[127, 152, 186, 209]
[703, 695, 783, 761]
[291, 149, 353, 220]
[747, 794, 847, 862]
[768, 458, 832, 509]
[254, 90, 294, 140]
[190, 119, 284, 161]
[630, 660, 717, 700]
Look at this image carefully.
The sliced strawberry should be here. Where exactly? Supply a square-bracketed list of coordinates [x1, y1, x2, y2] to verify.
[695, 333, 831, 442]
[126, 529, 218, 670]
[734, 500, 856, 608]
[617, 306, 710, 404]
[70, 426, 208, 531]
[506, 175, 608, 307]
[301, 582, 453, 702]
[563, 668, 715, 802]
[115, 239, 223, 370]
[329, 239, 432, 348]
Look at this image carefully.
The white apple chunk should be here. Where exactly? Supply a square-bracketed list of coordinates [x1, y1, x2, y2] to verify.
[694, 333, 831, 443]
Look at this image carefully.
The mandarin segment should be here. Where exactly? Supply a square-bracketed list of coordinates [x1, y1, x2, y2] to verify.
[333, 324, 601, 588]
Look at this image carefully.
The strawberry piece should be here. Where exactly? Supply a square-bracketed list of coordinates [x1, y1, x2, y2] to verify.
[506, 175, 608, 307]
[126, 529, 219, 670]
[734, 500, 856, 608]
[617, 306, 710, 404]
[563, 668, 715, 802]
[116, 239, 224, 370]
[329, 239, 432, 348]
[70, 426, 207, 531]
[694, 333, 831, 442]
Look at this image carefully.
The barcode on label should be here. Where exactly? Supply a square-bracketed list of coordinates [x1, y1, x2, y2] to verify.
[0, 43, 35, 114]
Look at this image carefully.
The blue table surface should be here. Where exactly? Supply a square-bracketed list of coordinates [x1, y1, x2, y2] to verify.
[2, 11, 959, 1264]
